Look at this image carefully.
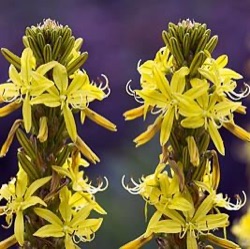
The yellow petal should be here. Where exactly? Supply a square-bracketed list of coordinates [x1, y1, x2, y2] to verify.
[153, 66, 171, 99]
[119, 234, 154, 249]
[36, 61, 57, 75]
[34, 208, 63, 226]
[33, 224, 64, 238]
[63, 105, 77, 142]
[123, 105, 145, 121]
[80, 110, 86, 124]
[220, 68, 242, 80]
[53, 63, 68, 93]
[77, 218, 103, 236]
[66, 71, 87, 95]
[0, 235, 17, 249]
[160, 107, 175, 146]
[22, 196, 47, 210]
[197, 213, 229, 230]
[83, 107, 116, 131]
[215, 55, 228, 68]
[21, 48, 36, 84]
[25, 176, 51, 199]
[136, 89, 166, 108]
[144, 210, 162, 237]
[171, 66, 189, 94]
[176, 95, 202, 117]
[16, 170, 28, 198]
[150, 219, 182, 234]
[70, 204, 93, 227]
[0, 119, 22, 157]
[75, 136, 100, 164]
[193, 194, 214, 222]
[223, 121, 250, 142]
[134, 115, 163, 147]
[30, 93, 60, 107]
[64, 234, 75, 249]
[214, 101, 241, 117]
[59, 188, 72, 223]
[186, 233, 198, 249]
[185, 78, 209, 99]
[168, 196, 193, 211]
[0, 102, 21, 117]
[199, 68, 218, 84]
[52, 166, 72, 179]
[22, 94, 31, 133]
[14, 211, 24, 246]
[30, 72, 54, 96]
[206, 233, 241, 249]
[9, 65, 22, 86]
[208, 121, 225, 155]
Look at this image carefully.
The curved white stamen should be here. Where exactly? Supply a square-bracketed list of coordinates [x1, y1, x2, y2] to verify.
[137, 59, 142, 70]
[71, 93, 89, 109]
[73, 231, 95, 243]
[126, 80, 135, 97]
[121, 175, 141, 195]
[217, 191, 247, 211]
[125, 80, 144, 104]
[227, 83, 250, 101]
[1, 208, 13, 229]
[92, 176, 109, 193]
[151, 107, 163, 115]
[134, 95, 144, 104]
[82, 176, 109, 195]
[100, 74, 111, 98]
[1, 87, 20, 103]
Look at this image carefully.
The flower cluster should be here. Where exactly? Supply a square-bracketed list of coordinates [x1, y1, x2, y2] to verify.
[122, 20, 249, 249]
[125, 47, 249, 155]
[0, 19, 116, 248]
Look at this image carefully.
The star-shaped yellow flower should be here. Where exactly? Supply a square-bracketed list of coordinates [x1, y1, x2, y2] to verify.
[0, 167, 51, 246]
[0, 47, 56, 132]
[34, 186, 103, 249]
[31, 63, 115, 142]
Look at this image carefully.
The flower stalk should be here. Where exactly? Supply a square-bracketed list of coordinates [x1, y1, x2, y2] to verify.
[122, 19, 249, 249]
[0, 19, 116, 248]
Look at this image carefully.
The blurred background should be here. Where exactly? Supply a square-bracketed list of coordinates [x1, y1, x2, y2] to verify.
[0, 0, 249, 248]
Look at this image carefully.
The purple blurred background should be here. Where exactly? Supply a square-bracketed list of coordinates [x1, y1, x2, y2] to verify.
[0, 0, 249, 248]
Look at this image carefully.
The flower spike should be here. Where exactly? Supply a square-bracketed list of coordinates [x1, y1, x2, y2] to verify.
[122, 19, 247, 249]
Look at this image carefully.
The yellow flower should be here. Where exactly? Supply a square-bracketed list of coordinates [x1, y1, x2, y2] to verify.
[0, 168, 51, 246]
[195, 158, 246, 211]
[34, 186, 103, 249]
[137, 47, 172, 90]
[53, 158, 108, 194]
[0, 47, 56, 132]
[133, 66, 189, 146]
[145, 194, 229, 249]
[177, 90, 241, 155]
[199, 54, 250, 99]
[122, 162, 193, 216]
[31, 63, 112, 142]
[52, 152, 108, 215]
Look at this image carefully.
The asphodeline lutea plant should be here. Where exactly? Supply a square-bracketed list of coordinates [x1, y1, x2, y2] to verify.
[0, 19, 116, 249]
[121, 19, 250, 249]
